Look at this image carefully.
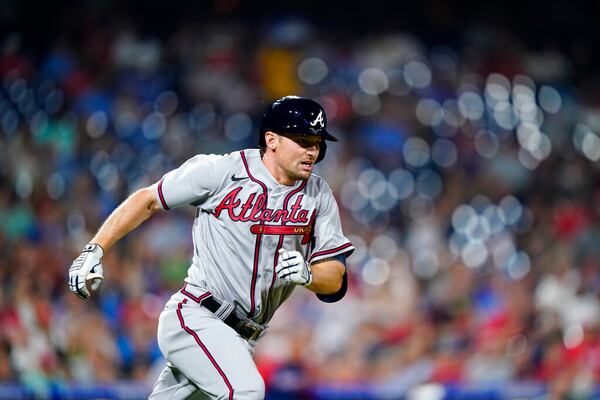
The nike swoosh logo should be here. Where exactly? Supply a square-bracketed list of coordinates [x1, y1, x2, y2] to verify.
[231, 174, 249, 181]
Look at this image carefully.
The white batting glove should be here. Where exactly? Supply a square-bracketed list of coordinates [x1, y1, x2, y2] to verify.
[276, 249, 312, 287]
[68, 243, 105, 300]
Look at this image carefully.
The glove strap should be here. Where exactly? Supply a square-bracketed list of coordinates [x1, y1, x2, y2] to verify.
[83, 243, 104, 258]
[301, 262, 313, 287]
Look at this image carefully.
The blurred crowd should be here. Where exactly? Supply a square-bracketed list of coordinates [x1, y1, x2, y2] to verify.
[1, 13, 600, 399]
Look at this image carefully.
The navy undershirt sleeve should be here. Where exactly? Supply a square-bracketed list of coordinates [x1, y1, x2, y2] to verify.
[315, 254, 348, 303]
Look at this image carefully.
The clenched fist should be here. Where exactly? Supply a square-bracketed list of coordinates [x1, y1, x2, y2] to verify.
[276, 248, 312, 287]
[68, 243, 104, 300]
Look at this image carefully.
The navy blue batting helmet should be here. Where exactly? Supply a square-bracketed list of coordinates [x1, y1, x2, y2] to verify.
[259, 96, 338, 163]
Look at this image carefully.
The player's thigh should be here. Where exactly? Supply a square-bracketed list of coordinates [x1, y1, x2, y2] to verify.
[158, 297, 264, 400]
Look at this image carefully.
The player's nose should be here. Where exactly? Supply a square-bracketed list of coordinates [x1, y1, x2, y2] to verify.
[306, 145, 319, 158]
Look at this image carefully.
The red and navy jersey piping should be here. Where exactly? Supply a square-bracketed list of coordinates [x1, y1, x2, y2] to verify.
[158, 178, 170, 210]
[309, 242, 354, 263]
[240, 150, 268, 318]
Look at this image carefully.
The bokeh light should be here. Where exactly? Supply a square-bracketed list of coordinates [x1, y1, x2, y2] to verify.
[298, 57, 329, 84]
[358, 68, 389, 95]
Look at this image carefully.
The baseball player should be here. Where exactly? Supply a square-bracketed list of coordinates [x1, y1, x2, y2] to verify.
[68, 96, 354, 399]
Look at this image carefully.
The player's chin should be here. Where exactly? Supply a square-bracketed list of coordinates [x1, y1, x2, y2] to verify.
[297, 165, 313, 177]
[290, 169, 311, 181]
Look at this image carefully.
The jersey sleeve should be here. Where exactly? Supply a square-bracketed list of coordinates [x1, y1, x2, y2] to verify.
[308, 182, 354, 263]
[155, 154, 226, 210]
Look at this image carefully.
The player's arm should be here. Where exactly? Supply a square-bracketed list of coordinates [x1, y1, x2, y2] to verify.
[68, 185, 162, 300]
[91, 185, 162, 251]
[306, 258, 345, 294]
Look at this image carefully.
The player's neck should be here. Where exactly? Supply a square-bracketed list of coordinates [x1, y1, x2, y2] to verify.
[261, 152, 296, 186]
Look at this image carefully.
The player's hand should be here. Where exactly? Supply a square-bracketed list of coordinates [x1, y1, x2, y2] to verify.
[276, 249, 312, 287]
[68, 243, 105, 300]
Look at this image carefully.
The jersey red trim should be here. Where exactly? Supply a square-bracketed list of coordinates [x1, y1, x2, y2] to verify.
[180, 282, 212, 304]
[309, 242, 354, 262]
[250, 224, 311, 235]
[176, 299, 234, 400]
[157, 178, 170, 210]
[241, 151, 268, 318]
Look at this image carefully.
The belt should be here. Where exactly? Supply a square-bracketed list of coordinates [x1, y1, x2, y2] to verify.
[180, 285, 266, 341]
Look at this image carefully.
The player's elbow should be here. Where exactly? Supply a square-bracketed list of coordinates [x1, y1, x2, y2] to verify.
[316, 268, 347, 302]
[136, 186, 162, 216]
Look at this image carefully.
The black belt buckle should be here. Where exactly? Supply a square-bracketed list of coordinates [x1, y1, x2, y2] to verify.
[234, 318, 265, 341]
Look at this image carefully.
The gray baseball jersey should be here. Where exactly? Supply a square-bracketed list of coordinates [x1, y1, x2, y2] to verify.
[154, 148, 354, 324]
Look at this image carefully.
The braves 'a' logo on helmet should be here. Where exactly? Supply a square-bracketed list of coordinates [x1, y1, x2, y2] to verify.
[309, 111, 325, 128]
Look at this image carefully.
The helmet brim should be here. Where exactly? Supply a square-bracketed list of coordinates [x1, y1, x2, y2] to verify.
[277, 129, 338, 142]
[321, 129, 338, 142]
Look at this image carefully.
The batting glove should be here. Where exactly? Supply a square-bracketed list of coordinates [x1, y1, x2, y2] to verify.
[68, 243, 105, 300]
[276, 249, 312, 287]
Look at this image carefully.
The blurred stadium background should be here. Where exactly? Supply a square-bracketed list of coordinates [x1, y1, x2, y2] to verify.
[1, 1, 600, 399]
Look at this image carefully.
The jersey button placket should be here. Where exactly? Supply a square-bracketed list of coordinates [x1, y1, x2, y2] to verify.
[253, 188, 272, 318]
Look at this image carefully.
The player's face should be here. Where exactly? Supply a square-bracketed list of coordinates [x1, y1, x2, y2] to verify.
[276, 133, 322, 182]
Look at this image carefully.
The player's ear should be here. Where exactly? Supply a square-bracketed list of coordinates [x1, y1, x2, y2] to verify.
[265, 131, 278, 150]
